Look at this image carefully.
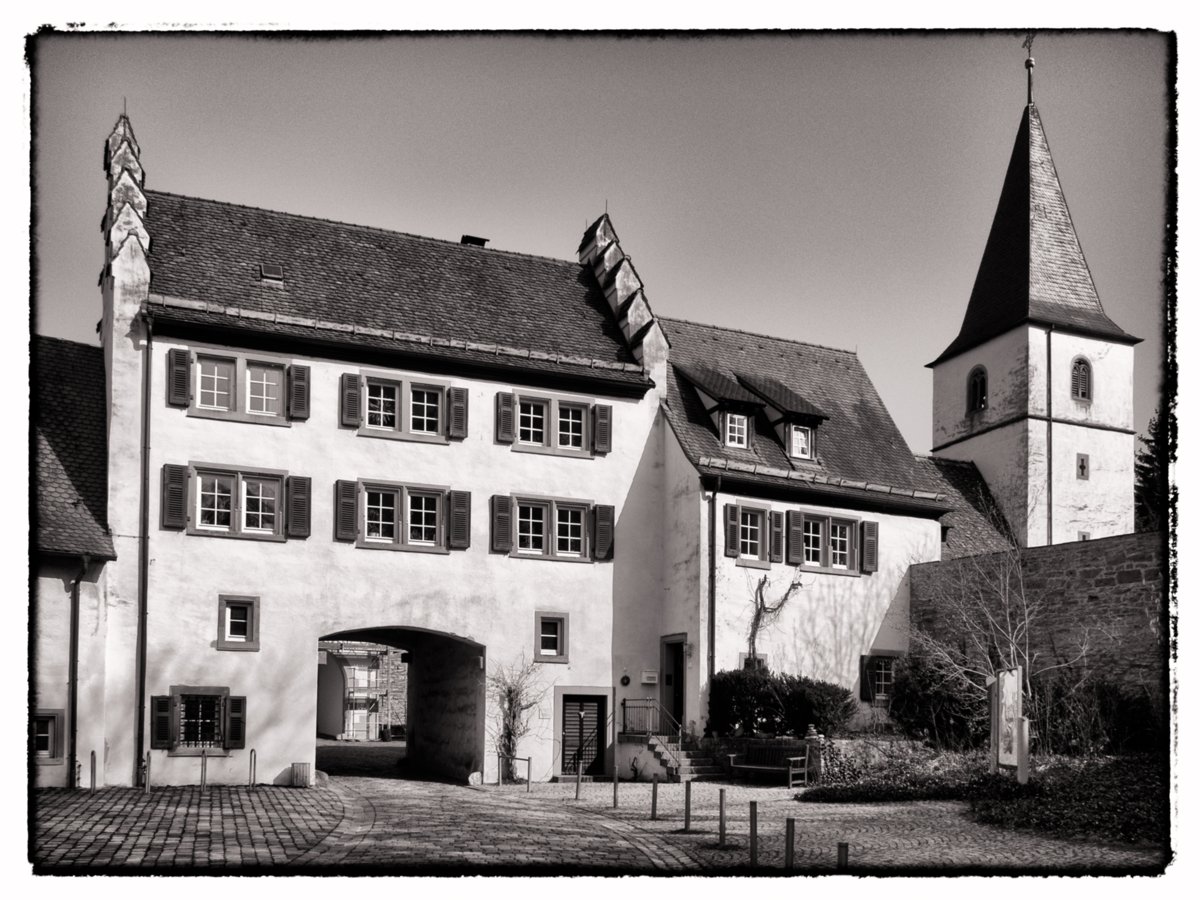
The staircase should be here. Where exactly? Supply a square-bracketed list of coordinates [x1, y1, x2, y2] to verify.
[646, 734, 725, 783]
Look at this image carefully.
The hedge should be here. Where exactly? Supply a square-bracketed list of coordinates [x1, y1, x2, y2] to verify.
[707, 668, 857, 737]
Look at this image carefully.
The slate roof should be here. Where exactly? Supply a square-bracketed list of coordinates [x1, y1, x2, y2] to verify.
[672, 362, 762, 405]
[930, 105, 1140, 367]
[660, 317, 947, 509]
[737, 372, 828, 420]
[33, 337, 115, 560]
[142, 191, 647, 387]
[911, 456, 1015, 559]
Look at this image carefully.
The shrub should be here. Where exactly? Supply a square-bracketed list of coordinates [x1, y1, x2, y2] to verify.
[707, 668, 857, 737]
[1026, 675, 1166, 756]
[887, 653, 988, 750]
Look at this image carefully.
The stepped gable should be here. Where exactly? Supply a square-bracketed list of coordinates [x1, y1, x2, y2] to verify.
[661, 317, 941, 500]
[33, 336, 116, 559]
[930, 104, 1139, 367]
[911, 456, 1015, 558]
[142, 191, 646, 383]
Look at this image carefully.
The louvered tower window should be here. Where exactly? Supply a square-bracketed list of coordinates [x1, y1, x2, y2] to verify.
[1071, 358, 1092, 401]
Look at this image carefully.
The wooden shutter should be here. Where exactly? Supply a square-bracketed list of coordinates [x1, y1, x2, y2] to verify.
[150, 695, 173, 749]
[286, 476, 311, 538]
[340, 373, 362, 427]
[593, 504, 615, 561]
[287, 365, 311, 421]
[447, 387, 469, 438]
[334, 480, 358, 541]
[769, 511, 784, 563]
[166, 349, 191, 407]
[448, 490, 471, 549]
[592, 404, 612, 453]
[495, 392, 515, 443]
[490, 494, 512, 552]
[161, 464, 188, 529]
[860, 521, 879, 573]
[225, 696, 247, 750]
[724, 504, 739, 557]
[859, 656, 875, 702]
[786, 511, 804, 564]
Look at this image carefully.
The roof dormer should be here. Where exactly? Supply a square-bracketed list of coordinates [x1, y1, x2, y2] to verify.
[672, 363, 764, 450]
[737, 372, 829, 463]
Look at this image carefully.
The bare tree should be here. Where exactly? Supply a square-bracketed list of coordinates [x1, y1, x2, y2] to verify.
[487, 655, 550, 781]
[747, 572, 805, 669]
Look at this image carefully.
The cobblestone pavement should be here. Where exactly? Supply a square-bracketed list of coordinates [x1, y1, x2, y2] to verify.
[33, 768, 1169, 873]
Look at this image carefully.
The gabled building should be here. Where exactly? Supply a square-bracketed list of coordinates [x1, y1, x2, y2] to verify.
[32, 63, 1143, 787]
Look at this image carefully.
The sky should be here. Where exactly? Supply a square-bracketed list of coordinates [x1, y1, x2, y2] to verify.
[30, 29, 1170, 453]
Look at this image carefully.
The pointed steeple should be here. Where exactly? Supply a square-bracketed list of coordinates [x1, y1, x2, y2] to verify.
[929, 100, 1139, 367]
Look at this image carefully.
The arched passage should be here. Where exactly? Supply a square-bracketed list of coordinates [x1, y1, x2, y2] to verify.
[318, 625, 486, 783]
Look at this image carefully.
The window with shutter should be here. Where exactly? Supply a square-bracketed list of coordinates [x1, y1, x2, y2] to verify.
[286, 476, 311, 538]
[448, 490, 471, 549]
[348, 480, 456, 553]
[491, 494, 513, 553]
[503, 390, 609, 457]
[161, 686, 235, 755]
[447, 387, 469, 439]
[185, 464, 290, 542]
[340, 373, 362, 427]
[161, 464, 188, 529]
[167, 348, 191, 407]
[287, 365, 310, 420]
[727, 502, 771, 568]
[335, 480, 359, 541]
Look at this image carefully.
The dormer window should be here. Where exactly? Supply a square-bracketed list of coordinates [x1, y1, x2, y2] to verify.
[725, 412, 749, 448]
[967, 366, 988, 413]
[789, 424, 814, 460]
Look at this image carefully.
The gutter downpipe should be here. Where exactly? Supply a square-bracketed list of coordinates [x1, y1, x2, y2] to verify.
[67, 554, 90, 787]
[1045, 325, 1054, 545]
[134, 313, 153, 784]
[707, 476, 721, 683]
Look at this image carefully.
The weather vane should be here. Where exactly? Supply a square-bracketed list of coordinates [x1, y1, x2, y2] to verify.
[1022, 31, 1036, 55]
[1022, 31, 1037, 104]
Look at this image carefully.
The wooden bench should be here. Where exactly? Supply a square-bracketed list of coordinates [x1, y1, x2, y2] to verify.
[727, 743, 810, 788]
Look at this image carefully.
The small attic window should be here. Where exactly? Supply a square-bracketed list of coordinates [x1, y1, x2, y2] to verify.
[260, 263, 284, 281]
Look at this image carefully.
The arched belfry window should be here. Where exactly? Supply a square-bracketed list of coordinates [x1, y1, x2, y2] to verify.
[1071, 358, 1092, 402]
[967, 366, 988, 414]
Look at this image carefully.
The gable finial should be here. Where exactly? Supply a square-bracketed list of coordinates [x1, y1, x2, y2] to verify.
[1022, 31, 1037, 105]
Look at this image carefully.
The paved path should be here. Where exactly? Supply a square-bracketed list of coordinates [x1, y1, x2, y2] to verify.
[32, 765, 1168, 873]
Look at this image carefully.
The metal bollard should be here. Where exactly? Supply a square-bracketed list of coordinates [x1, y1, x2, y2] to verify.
[684, 780, 692, 831]
[785, 818, 795, 870]
[90, 750, 96, 793]
[718, 788, 726, 847]
[575, 761, 582, 800]
[498, 754, 503, 787]
[249, 749, 256, 789]
[612, 770, 619, 808]
[526, 757, 531, 794]
[144, 752, 152, 795]
[837, 841, 849, 870]
[200, 749, 207, 791]
[651, 774, 658, 820]
[749, 801, 758, 866]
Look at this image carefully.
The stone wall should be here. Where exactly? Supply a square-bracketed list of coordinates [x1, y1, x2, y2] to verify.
[909, 531, 1165, 692]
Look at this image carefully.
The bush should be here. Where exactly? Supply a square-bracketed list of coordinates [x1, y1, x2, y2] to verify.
[887, 653, 988, 750]
[1026, 676, 1165, 756]
[707, 668, 857, 737]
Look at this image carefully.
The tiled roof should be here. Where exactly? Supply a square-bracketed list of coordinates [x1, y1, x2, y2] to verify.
[33, 337, 115, 559]
[930, 105, 1139, 367]
[672, 362, 762, 405]
[911, 456, 1015, 559]
[142, 191, 647, 385]
[737, 372, 828, 420]
[660, 317, 945, 505]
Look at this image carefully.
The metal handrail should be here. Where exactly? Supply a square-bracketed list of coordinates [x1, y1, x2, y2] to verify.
[564, 708, 617, 778]
[496, 754, 532, 792]
[621, 698, 685, 771]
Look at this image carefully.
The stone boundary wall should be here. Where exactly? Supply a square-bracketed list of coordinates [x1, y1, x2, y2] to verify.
[909, 531, 1166, 693]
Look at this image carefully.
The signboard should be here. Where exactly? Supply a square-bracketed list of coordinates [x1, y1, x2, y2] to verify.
[996, 668, 1022, 767]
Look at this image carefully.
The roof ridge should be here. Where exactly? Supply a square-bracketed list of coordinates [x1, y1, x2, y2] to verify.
[914, 454, 977, 466]
[658, 315, 857, 357]
[143, 189, 582, 269]
[33, 333, 101, 351]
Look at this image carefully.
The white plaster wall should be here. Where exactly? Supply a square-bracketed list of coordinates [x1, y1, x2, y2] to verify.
[936, 421, 1033, 545]
[708, 492, 940, 718]
[931, 329, 1029, 449]
[1048, 332, 1135, 430]
[1051, 425, 1136, 542]
[137, 337, 660, 784]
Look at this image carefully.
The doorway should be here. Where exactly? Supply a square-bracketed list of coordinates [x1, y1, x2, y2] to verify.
[660, 634, 686, 728]
[561, 695, 606, 776]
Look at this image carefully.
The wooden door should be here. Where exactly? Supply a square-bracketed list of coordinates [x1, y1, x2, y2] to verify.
[562, 695, 606, 776]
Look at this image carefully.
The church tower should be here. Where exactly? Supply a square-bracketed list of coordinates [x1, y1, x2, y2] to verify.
[929, 55, 1141, 548]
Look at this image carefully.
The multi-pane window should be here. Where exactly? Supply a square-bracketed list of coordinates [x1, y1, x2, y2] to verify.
[194, 470, 283, 537]
[34, 716, 55, 758]
[365, 490, 398, 541]
[725, 413, 748, 448]
[410, 388, 441, 434]
[366, 382, 399, 429]
[198, 474, 235, 530]
[739, 509, 762, 558]
[246, 364, 284, 416]
[198, 357, 235, 410]
[790, 424, 813, 460]
[540, 618, 562, 655]
[408, 493, 440, 544]
[803, 518, 823, 565]
[178, 694, 223, 749]
[556, 506, 585, 556]
[829, 521, 851, 569]
[242, 477, 278, 532]
[871, 657, 894, 702]
[519, 400, 547, 445]
[534, 612, 569, 663]
[217, 595, 260, 651]
[558, 405, 586, 449]
[517, 503, 547, 554]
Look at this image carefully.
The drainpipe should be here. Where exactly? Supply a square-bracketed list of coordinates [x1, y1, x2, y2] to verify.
[67, 554, 90, 787]
[1045, 325, 1054, 545]
[707, 476, 721, 683]
[134, 313, 154, 783]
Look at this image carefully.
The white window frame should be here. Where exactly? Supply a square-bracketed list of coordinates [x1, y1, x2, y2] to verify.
[789, 424, 814, 460]
[187, 347, 294, 428]
[188, 465, 286, 542]
[245, 362, 285, 418]
[33, 710, 64, 765]
[511, 496, 594, 563]
[511, 391, 596, 458]
[217, 594, 261, 652]
[409, 386, 443, 436]
[356, 480, 449, 554]
[534, 611, 570, 664]
[356, 370, 450, 445]
[733, 502, 770, 570]
[799, 512, 860, 576]
[365, 380, 401, 431]
[725, 412, 749, 448]
[518, 399, 548, 446]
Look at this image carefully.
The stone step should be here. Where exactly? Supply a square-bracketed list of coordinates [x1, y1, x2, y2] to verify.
[676, 773, 728, 783]
[676, 765, 724, 775]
